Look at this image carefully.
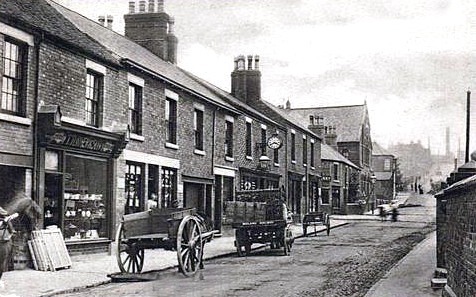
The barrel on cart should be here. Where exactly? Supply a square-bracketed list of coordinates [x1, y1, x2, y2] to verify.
[225, 189, 293, 256]
[115, 207, 216, 277]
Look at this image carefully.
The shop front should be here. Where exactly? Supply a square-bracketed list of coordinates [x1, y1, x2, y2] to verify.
[37, 106, 128, 254]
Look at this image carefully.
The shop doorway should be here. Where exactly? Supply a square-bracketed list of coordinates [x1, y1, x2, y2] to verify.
[44, 173, 63, 228]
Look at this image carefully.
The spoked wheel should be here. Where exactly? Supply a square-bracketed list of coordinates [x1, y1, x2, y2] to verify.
[177, 216, 203, 277]
[115, 222, 144, 273]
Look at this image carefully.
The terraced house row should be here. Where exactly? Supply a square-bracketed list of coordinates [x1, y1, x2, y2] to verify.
[0, 0, 372, 255]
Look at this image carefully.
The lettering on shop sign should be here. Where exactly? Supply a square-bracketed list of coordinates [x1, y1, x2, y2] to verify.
[46, 132, 115, 153]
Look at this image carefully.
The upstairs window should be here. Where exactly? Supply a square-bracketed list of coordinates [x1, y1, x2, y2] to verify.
[245, 121, 252, 157]
[1, 38, 26, 115]
[303, 137, 307, 165]
[333, 163, 339, 180]
[165, 97, 177, 144]
[260, 127, 267, 156]
[225, 119, 234, 158]
[291, 132, 296, 162]
[85, 70, 103, 127]
[194, 108, 204, 150]
[310, 140, 315, 167]
[128, 83, 142, 135]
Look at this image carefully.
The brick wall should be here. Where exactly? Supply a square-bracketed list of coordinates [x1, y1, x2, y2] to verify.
[436, 177, 476, 297]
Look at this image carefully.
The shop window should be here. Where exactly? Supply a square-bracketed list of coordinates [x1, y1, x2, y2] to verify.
[161, 167, 177, 208]
[225, 120, 233, 158]
[63, 155, 108, 241]
[128, 83, 142, 135]
[165, 97, 177, 145]
[194, 108, 204, 150]
[85, 70, 103, 127]
[125, 162, 143, 214]
[1, 38, 26, 116]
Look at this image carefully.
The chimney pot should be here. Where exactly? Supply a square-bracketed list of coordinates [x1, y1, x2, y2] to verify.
[106, 15, 113, 29]
[247, 55, 253, 70]
[237, 55, 245, 70]
[139, 0, 146, 12]
[158, 0, 164, 12]
[98, 15, 105, 26]
[128, 1, 135, 14]
[148, 0, 155, 12]
[254, 55, 260, 70]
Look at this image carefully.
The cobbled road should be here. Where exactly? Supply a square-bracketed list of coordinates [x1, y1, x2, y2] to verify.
[58, 194, 436, 297]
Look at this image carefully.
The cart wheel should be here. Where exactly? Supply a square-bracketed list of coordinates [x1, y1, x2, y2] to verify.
[177, 216, 203, 277]
[115, 221, 144, 273]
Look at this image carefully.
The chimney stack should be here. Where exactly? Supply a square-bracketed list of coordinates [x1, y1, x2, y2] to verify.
[231, 54, 261, 103]
[308, 115, 325, 138]
[124, 0, 178, 64]
[325, 125, 338, 148]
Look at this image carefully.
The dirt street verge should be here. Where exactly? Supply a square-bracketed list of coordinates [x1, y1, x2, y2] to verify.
[299, 223, 435, 297]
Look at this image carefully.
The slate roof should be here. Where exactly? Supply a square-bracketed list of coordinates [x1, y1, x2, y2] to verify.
[0, 0, 119, 66]
[46, 0, 244, 115]
[283, 104, 367, 142]
[372, 142, 394, 156]
[321, 143, 359, 169]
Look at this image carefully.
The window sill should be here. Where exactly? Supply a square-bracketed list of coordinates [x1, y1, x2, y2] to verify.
[130, 133, 145, 142]
[303, 163, 307, 167]
[194, 149, 205, 156]
[311, 166, 316, 170]
[225, 156, 234, 162]
[0, 113, 32, 126]
[246, 156, 253, 160]
[274, 163, 280, 167]
[165, 142, 179, 150]
[291, 160, 296, 164]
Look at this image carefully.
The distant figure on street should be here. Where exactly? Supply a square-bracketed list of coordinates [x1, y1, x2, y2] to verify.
[418, 184, 423, 195]
[391, 206, 399, 222]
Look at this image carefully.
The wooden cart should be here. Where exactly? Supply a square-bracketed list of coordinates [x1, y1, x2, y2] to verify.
[302, 211, 330, 236]
[225, 189, 293, 257]
[115, 207, 216, 276]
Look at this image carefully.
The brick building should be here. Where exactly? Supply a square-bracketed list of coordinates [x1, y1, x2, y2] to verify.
[372, 142, 397, 204]
[0, 0, 324, 257]
[283, 104, 373, 214]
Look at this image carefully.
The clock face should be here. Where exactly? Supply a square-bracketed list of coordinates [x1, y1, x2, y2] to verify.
[267, 135, 283, 149]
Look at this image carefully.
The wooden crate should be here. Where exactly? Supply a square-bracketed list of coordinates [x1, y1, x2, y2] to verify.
[224, 201, 267, 224]
[29, 227, 71, 271]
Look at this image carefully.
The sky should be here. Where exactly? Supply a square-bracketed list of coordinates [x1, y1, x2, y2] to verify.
[54, 0, 476, 156]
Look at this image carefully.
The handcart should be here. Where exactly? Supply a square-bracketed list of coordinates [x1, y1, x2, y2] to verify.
[115, 207, 216, 276]
[302, 211, 330, 236]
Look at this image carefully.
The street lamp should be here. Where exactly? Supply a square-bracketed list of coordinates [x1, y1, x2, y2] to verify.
[370, 173, 377, 214]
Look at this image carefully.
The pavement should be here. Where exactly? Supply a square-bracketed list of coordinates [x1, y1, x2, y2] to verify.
[0, 191, 438, 297]
[0, 219, 348, 297]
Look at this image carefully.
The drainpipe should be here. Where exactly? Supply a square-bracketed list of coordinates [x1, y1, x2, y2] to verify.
[32, 33, 44, 206]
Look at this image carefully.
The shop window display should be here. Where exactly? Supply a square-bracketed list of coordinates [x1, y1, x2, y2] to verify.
[63, 155, 107, 241]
